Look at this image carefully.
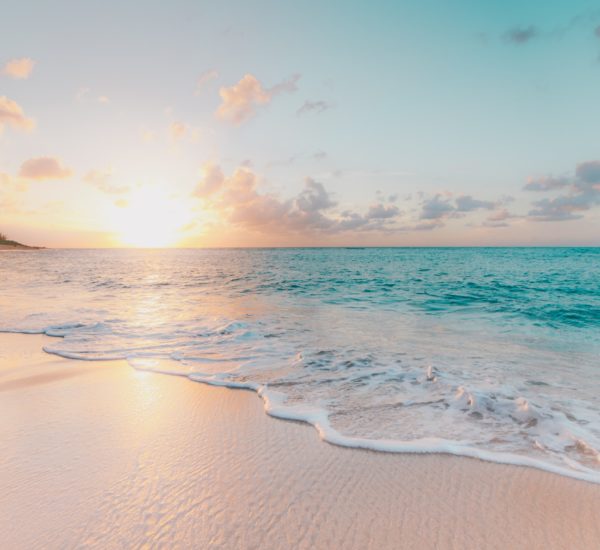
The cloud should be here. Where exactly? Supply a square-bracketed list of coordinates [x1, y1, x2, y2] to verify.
[419, 195, 455, 220]
[482, 208, 518, 228]
[455, 195, 496, 212]
[194, 164, 404, 235]
[295, 178, 336, 212]
[297, 100, 333, 115]
[193, 162, 225, 197]
[524, 175, 570, 191]
[194, 165, 512, 236]
[2, 58, 35, 79]
[487, 209, 512, 222]
[196, 69, 219, 94]
[269, 74, 301, 95]
[83, 169, 129, 194]
[0, 96, 35, 133]
[418, 193, 500, 227]
[169, 121, 187, 142]
[528, 195, 593, 221]
[19, 157, 73, 180]
[526, 160, 600, 221]
[216, 73, 300, 124]
[505, 26, 537, 44]
[218, 168, 292, 230]
[366, 203, 400, 219]
[215, 75, 271, 125]
[575, 160, 600, 187]
[412, 220, 446, 231]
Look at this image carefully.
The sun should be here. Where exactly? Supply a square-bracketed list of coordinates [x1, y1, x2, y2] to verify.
[114, 186, 191, 248]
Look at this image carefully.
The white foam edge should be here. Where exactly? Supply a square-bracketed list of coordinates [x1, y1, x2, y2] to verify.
[11, 331, 600, 485]
[42, 347, 128, 361]
[185, 373, 600, 485]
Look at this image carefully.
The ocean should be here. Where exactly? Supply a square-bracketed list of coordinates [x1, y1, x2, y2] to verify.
[1, 247, 599, 482]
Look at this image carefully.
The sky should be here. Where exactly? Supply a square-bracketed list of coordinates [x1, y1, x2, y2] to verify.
[1, 0, 600, 247]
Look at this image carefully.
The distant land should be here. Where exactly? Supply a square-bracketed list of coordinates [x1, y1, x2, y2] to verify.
[0, 234, 43, 250]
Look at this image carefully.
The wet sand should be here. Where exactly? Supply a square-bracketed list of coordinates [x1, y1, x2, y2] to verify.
[1, 333, 599, 549]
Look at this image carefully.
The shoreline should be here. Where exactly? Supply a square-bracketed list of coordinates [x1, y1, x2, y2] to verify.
[1, 333, 599, 548]
[35, 332, 600, 485]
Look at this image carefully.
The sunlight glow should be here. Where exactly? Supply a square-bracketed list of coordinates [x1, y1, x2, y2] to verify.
[114, 186, 192, 248]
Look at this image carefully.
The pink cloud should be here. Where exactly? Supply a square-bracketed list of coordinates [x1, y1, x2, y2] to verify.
[194, 164, 404, 235]
[19, 157, 73, 180]
[216, 73, 300, 124]
[2, 58, 35, 79]
[0, 96, 35, 132]
[194, 162, 225, 197]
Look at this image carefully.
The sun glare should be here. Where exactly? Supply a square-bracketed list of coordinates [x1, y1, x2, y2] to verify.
[115, 186, 191, 248]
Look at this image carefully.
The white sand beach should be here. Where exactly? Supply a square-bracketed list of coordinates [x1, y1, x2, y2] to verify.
[1, 333, 599, 549]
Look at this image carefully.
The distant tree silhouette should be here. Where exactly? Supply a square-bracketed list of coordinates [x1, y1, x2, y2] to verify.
[0, 232, 7, 241]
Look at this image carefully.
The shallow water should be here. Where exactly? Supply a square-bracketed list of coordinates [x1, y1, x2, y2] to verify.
[1, 248, 599, 481]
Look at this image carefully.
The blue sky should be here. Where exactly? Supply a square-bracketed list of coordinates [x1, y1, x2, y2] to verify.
[1, 0, 600, 246]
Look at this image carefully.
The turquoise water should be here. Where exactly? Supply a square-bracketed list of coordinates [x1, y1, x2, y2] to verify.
[1, 248, 599, 480]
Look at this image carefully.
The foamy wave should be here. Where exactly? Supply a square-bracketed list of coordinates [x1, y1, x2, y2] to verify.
[161, 366, 600, 484]
[11, 320, 600, 485]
